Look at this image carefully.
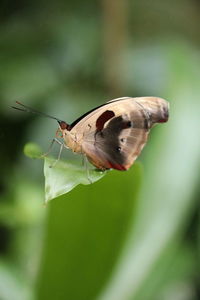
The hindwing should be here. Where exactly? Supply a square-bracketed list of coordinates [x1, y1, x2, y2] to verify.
[68, 97, 169, 170]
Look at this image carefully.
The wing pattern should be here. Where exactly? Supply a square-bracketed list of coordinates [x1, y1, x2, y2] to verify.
[67, 97, 169, 170]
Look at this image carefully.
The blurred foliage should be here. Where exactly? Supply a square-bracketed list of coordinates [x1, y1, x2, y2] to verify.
[0, 0, 200, 300]
[23, 143, 43, 159]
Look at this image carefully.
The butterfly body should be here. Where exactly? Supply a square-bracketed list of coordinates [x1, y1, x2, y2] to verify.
[60, 96, 169, 170]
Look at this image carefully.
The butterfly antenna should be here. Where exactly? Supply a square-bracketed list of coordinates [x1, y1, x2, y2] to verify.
[11, 101, 64, 124]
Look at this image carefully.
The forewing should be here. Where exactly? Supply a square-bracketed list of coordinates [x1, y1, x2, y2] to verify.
[135, 97, 169, 124]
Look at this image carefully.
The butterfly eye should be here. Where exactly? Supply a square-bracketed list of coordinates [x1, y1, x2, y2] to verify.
[116, 146, 121, 152]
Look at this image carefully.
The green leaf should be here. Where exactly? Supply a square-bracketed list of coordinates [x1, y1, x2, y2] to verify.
[44, 157, 106, 203]
[23, 142, 43, 159]
[36, 163, 142, 300]
[23, 143, 107, 202]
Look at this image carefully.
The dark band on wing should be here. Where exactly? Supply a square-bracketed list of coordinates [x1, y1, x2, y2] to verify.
[95, 115, 149, 169]
[96, 110, 115, 131]
[144, 118, 149, 130]
[95, 116, 128, 165]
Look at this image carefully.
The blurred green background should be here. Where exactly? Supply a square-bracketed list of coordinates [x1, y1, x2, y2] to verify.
[0, 1, 200, 299]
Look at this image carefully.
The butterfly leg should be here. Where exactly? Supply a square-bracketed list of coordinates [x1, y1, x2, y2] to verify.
[49, 141, 64, 168]
[40, 138, 65, 168]
[82, 155, 93, 184]
[41, 138, 61, 158]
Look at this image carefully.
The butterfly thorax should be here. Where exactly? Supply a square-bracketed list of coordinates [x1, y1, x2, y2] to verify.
[62, 129, 83, 153]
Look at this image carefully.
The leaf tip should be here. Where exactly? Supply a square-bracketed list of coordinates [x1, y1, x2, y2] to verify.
[24, 142, 43, 159]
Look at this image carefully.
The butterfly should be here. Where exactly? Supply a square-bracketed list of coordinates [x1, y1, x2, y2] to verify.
[12, 96, 169, 171]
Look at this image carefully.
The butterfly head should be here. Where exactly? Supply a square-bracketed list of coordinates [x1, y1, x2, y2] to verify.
[55, 121, 70, 139]
[58, 120, 71, 131]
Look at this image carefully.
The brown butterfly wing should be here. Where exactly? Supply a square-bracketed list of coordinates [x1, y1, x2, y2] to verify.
[69, 97, 169, 170]
[134, 97, 169, 124]
[81, 111, 149, 170]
